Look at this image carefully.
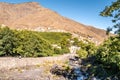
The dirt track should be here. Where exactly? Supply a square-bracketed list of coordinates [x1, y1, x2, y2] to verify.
[0, 54, 76, 80]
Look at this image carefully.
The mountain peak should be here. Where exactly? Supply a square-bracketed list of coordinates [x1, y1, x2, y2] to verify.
[0, 2, 42, 8]
[0, 1, 39, 4]
[18, 2, 41, 7]
[0, 2, 108, 44]
[24, 2, 39, 4]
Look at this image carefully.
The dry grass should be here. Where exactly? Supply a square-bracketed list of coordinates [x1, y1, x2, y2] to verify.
[0, 54, 74, 80]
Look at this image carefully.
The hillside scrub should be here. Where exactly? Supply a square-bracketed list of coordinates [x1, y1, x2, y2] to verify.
[0, 27, 71, 57]
[95, 36, 120, 71]
[77, 36, 120, 79]
[90, 0, 120, 78]
[73, 38, 97, 59]
[72, 35, 120, 79]
[85, 36, 120, 79]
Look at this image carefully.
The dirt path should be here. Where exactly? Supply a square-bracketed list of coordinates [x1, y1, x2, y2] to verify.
[0, 53, 76, 80]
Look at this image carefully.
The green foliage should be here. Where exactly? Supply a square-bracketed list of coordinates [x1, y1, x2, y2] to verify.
[54, 48, 62, 54]
[60, 47, 70, 54]
[92, 0, 120, 78]
[85, 42, 97, 56]
[38, 32, 71, 54]
[37, 32, 71, 54]
[13, 30, 54, 57]
[0, 27, 71, 57]
[101, 0, 120, 35]
[60, 38, 70, 53]
[78, 36, 120, 78]
[88, 36, 120, 78]
[0, 27, 16, 56]
[101, 0, 120, 17]
[76, 49, 88, 59]
[74, 39, 97, 58]
[38, 32, 71, 44]
[96, 36, 120, 69]
[72, 38, 79, 46]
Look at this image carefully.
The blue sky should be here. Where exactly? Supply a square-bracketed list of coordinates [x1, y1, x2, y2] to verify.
[0, 0, 115, 30]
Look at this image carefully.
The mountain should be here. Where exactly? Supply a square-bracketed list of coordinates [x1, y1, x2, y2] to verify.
[0, 2, 108, 44]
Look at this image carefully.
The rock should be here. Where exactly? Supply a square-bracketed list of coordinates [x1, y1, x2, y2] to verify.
[91, 77, 97, 80]
[50, 64, 66, 76]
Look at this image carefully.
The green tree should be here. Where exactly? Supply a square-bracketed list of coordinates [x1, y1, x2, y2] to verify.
[13, 30, 54, 57]
[0, 27, 72, 57]
[75, 40, 97, 58]
[0, 27, 16, 56]
[73, 38, 79, 46]
[76, 49, 88, 59]
[101, 0, 120, 35]
[60, 38, 70, 53]
[96, 36, 120, 70]
[99, 0, 120, 69]
[94, 1, 120, 77]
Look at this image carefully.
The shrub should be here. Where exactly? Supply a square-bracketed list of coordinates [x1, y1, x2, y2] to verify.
[0, 27, 72, 57]
[76, 49, 88, 59]
[96, 36, 120, 69]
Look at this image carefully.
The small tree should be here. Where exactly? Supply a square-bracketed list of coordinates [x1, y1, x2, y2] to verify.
[96, 36, 120, 69]
[101, 0, 120, 35]
[0, 27, 16, 56]
[95, 0, 120, 74]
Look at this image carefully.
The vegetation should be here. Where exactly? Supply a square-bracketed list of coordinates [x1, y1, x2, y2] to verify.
[76, 48, 88, 59]
[50, 0, 120, 79]
[95, 36, 120, 76]
[101, 0, 120, 35]
[0, 1, 119, 78]
[71, 1, 120, 77]
[86, 0, 120, 79]
[73, 38, 97, 59]
[96, 0, 120, 78]
[38, 32, 71, 44]
[0, 27, 71, 57]
[73, 36, 120, 79]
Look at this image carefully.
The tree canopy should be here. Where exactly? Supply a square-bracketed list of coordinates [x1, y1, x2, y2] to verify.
[101, 0, 120, 35]
[0, 27, 71, 57]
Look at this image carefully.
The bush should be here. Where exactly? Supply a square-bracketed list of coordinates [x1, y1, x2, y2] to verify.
[75, 40, 97, 58]
[96, 36, 120, 70]
[38, 32, 71, 44]
[54, 48, 62, 54]
[0, 27, 16, 56]
[76, 49, 88, 59]
[0, 27, 72, 57]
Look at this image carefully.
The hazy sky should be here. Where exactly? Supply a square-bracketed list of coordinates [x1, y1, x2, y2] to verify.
[0, 0, 115, 30]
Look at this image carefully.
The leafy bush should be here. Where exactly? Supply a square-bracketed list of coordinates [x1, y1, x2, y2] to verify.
[0, 27, 16, 56]
[75, 40, 97, 58]
[73, 38, 79, 46]
[76, 49, 88, 59]
[0, 27, 71, 57]
[96, 36, 120, 69]
[54, 48, 62, 54]
[38, 32, 71, 44]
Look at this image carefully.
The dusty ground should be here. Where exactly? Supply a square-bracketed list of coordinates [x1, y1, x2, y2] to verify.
[0, 54, 76, 80]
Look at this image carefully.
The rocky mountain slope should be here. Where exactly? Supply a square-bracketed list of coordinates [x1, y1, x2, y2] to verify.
[0, 2, 108, 44]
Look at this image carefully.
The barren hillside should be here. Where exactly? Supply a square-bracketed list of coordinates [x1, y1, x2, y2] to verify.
[0, 2, 108, 44]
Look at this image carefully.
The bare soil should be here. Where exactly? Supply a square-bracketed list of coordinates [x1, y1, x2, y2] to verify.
[0, 54, 76, 80]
